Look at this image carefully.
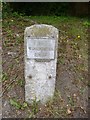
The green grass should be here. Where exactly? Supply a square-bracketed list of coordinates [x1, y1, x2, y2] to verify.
[10, 98, 28, 110]
[2, 72, 8, 82]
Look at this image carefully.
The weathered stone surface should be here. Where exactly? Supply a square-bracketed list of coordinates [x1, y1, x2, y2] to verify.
[24, 24, 58, 104]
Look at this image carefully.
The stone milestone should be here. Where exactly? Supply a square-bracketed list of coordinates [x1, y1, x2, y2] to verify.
[24, 24, 58, 104]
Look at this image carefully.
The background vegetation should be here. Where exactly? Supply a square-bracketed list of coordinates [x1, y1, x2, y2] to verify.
[2, 2, 88, 17]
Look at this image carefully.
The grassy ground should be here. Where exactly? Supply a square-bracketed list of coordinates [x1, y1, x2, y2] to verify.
[2, 13, 89, 118]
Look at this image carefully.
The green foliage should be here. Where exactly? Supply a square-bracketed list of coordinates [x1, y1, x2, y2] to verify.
[67, 96, 74, 106]
[2, 3, 12, 18]
[2, 72, 8, 82]
[83, 21, 90, 26]
[12, 12, 25, 18]
[32, 97, 39, 114]
[2, 3, 88, 17]
[3, 3, 70, 16]
[17, 79, 24, 87]
[10, 98, 21, 109]
[10, 98, 28, 109]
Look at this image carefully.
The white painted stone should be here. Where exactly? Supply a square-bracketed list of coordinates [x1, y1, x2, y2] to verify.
[24, 24, 58, 104]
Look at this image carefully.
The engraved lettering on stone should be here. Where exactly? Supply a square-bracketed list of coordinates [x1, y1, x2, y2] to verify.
[27, 38, 55, 59]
